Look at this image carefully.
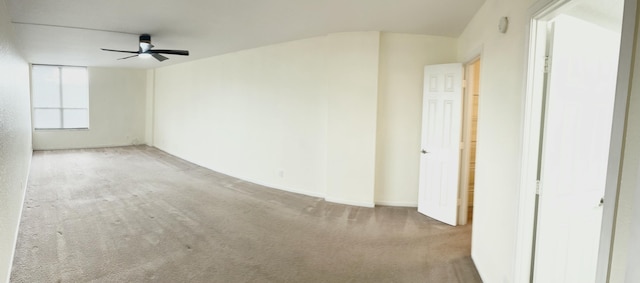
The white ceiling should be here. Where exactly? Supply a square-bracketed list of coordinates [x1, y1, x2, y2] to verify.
[5, 0, 485, 69]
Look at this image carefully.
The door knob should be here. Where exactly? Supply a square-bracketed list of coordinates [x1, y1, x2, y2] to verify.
[421, 149, 429, 154]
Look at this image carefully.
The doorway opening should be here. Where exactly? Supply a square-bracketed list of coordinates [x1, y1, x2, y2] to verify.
[417, 60, 481, 227]
[417, 59, 481, 227]
[514, 0, 634, 281]
[459, 58, 481, 226]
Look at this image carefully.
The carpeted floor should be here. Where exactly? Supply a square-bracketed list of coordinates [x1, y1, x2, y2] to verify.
[11, 146, 482, 282]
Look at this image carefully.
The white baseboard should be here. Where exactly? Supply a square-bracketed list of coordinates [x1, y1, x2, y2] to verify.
[253, 181, 326, 199]
[152, 146, 327, 199]
[375, 200, 418, 207]
[32, 142, 146, 151]
[324, 197, 375, 208]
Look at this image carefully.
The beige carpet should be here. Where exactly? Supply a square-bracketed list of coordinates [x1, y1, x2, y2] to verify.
[11, 146, 482, 282]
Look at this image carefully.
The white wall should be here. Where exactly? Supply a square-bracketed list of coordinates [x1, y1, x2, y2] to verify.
[325, 32, 380, 207]
[152, 31, 461, 208]
[456, 0, 535, 282]
[145, 69, 155, 146]
[374, 33, 457, 206]
[154, 36, 328, 198]
[0, 3, 33, 282]
[32, 67, 146, 150]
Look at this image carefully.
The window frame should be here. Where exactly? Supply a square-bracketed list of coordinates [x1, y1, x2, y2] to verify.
[31, 64, 90, 130]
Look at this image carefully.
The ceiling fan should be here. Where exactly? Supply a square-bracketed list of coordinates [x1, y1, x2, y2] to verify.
[101, 34, 189, 62]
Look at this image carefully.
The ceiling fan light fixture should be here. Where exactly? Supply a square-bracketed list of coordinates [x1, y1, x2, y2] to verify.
[139, 53, 152, 59]
[140, 42, 153, 52]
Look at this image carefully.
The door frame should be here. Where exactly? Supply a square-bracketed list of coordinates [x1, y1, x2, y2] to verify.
[514, 0, 637, 282]
[458, 56, 481, 226]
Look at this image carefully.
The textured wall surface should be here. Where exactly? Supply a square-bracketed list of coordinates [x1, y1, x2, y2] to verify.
[0, 3, 33, 282]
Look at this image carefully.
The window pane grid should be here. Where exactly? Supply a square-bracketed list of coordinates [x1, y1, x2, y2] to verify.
[32, 65, 89, 130]
[33, 107, 87, 110]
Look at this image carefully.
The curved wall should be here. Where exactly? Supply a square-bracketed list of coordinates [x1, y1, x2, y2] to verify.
[153, 36, 330, 198]
[152, 32, 457, 206]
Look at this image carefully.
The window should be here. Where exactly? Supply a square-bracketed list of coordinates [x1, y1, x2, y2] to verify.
[32, 65, 89, 129]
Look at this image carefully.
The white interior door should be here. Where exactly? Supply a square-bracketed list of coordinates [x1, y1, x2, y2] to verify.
[418, 63, 463, 226]
[533, 14, 621, 283]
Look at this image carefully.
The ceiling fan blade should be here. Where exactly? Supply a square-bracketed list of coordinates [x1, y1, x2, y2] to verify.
[117, 54, 139, 60]
[151, 49, 189, 56]
[151, 53, 169, 62]
[101, 48, 139, 54]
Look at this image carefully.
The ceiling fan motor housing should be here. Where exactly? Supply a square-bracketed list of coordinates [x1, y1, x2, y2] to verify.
[140, 34, 151, 44]
[139, 34, 153, 53]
